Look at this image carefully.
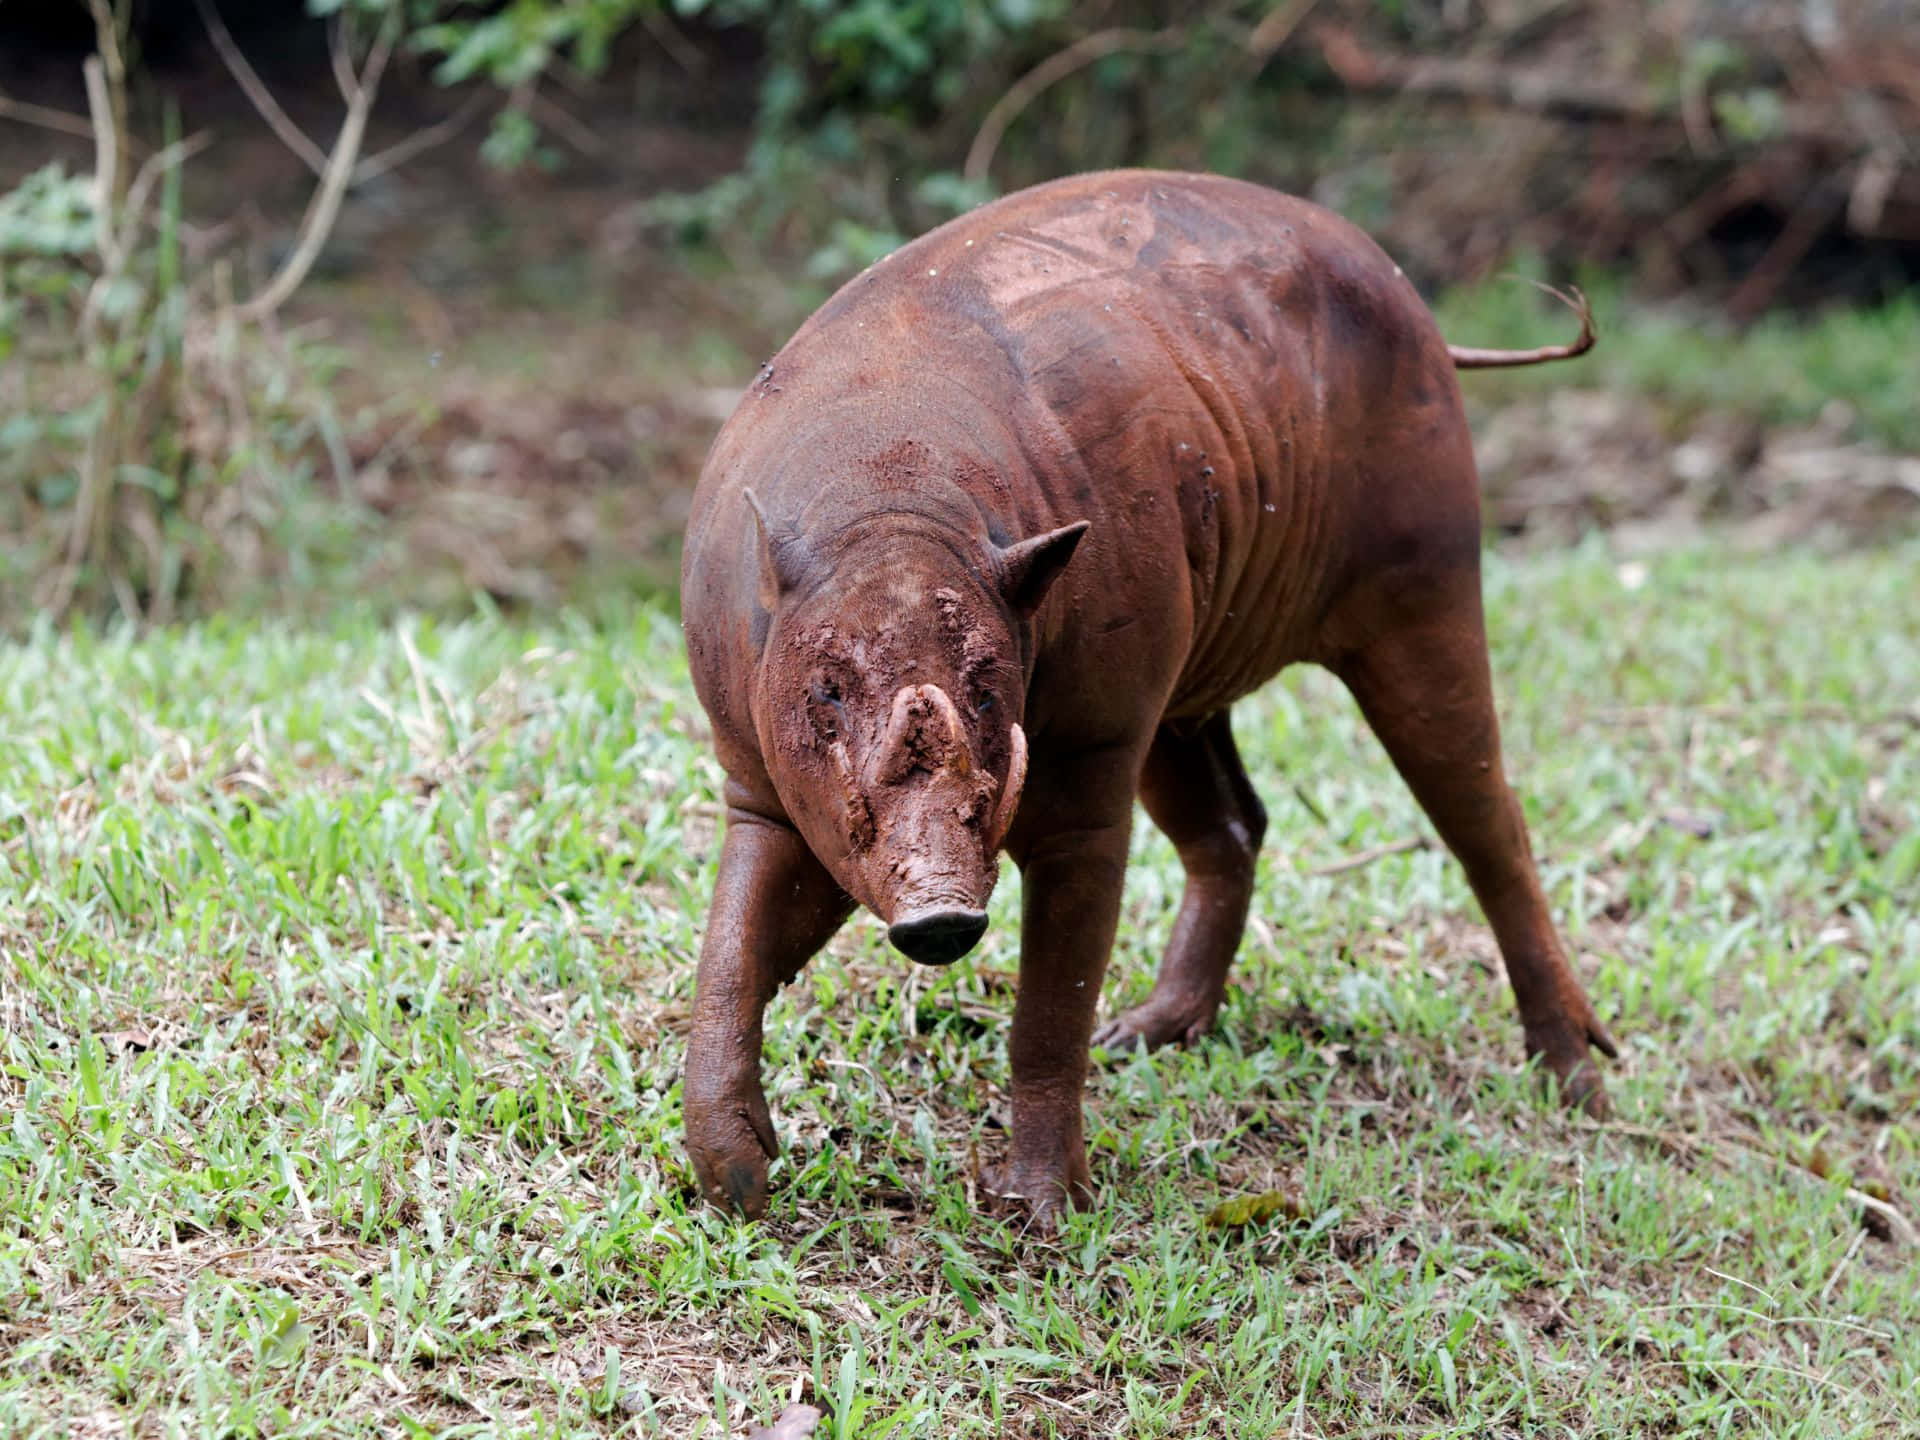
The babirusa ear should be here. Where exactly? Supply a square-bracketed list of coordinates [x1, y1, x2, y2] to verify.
[996, 520, 1089, 616]
[744, 489, 806, 612]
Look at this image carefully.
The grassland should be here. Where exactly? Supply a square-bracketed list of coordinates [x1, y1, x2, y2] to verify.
[1, 541, 1916, 1438]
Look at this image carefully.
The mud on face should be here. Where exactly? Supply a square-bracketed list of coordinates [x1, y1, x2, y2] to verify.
[760, 576, 1026, 950]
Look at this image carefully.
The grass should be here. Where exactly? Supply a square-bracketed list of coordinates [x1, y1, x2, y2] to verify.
[1, 540, 1917, 1438]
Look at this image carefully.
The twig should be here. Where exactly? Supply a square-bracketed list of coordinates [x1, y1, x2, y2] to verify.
[330, 14, 363, 106]
[529, 90, 607, 157]
[82, 58, 122, 273]
[964, 27, 1186, 185]
[353, 91, 492, 185]
[640, 4, 708, 74]
[1314, 21, 1859, 146]
[1315, 21, 1664, 123]
[0, 92, 96, 140]
[1306, 836, 1429, 877]
[49, 51, 128, 621]
[1848, 1186, 1919, 1248]
[195, 0, 490, 189]
[113, 131, 215, 266]
[1848, 147, 1901, 235]
[194, 0, 329, 178]
[1817, 1228, 1868, 1306]
[1248, 0, 1319, 69]
[1661, 156, 1796, 250]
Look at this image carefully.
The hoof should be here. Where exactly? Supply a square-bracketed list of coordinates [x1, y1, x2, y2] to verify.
[1090, 999, 1215, 1057]
[1526, 1014, 1618, 1119]
[976, 1158, 1093, 1235]
[685, 1093, 779, 1219]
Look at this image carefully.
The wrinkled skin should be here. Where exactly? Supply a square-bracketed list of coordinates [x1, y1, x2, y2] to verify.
[679, 170, 1619, 1230]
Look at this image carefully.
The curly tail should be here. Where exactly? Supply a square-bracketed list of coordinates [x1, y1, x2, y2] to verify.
[1447, 282, 1596, 369]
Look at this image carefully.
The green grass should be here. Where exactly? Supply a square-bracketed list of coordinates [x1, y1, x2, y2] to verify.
[2, 542, 1917, 1437]
[1431, 272, 1920, 452]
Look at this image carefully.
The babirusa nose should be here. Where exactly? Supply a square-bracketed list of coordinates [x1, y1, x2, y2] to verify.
[887, 907, 989, 966]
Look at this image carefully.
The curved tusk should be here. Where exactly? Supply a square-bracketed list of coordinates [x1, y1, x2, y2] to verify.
[985, 722, 1027, 852]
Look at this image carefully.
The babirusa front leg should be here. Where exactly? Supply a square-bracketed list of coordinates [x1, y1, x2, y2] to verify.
[987, 765, 1136, 1229]
[684, 807, 851, 1216]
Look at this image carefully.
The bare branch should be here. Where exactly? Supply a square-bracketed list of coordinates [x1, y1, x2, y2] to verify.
[965, 27, 1185, 186]
[0, 91, 96, 141]
[1248, 0, 1319, 69]
[640, 4, 708, 75]
[1313, 21, 1862, 147]
[114, 131, 216, 264]
[83, 56, 123, 273]
[1316, 22, 1664, 123]
[529, 90, 607, 157]
[242, 10, 399, 320]
[329, 15, 359, 105]
[194, 0, 330, 179]
[355, 92, 493, 185]
[197, 0, 488, 189]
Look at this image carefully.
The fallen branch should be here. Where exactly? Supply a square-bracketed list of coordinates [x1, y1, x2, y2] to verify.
[964, 27, 1186, 186]
[1307, 836, 1430, 877]
[1314, 21, 1857, 146]
[1315, 21, 1663, 123]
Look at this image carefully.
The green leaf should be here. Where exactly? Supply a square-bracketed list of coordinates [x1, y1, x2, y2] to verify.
[941, 1260, 981, 1318]
[1203, 1189, 1305, 1230]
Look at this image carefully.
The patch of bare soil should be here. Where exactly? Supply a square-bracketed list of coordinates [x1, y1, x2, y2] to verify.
[336, 371, 1920, 610]
[345, 377, 730, 604]
[1477, 391, 1920, 550]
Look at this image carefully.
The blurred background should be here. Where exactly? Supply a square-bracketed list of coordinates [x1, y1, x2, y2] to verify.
[3, 0, 1917, 632]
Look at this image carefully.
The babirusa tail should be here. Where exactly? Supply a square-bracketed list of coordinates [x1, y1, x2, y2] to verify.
[1447, 282, 1596, 369]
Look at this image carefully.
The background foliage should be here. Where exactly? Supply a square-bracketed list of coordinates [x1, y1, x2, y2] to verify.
[1, 0, 1916, 626]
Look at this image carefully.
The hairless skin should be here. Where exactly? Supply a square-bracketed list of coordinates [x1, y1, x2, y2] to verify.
[679, 170, 1617, 1228]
